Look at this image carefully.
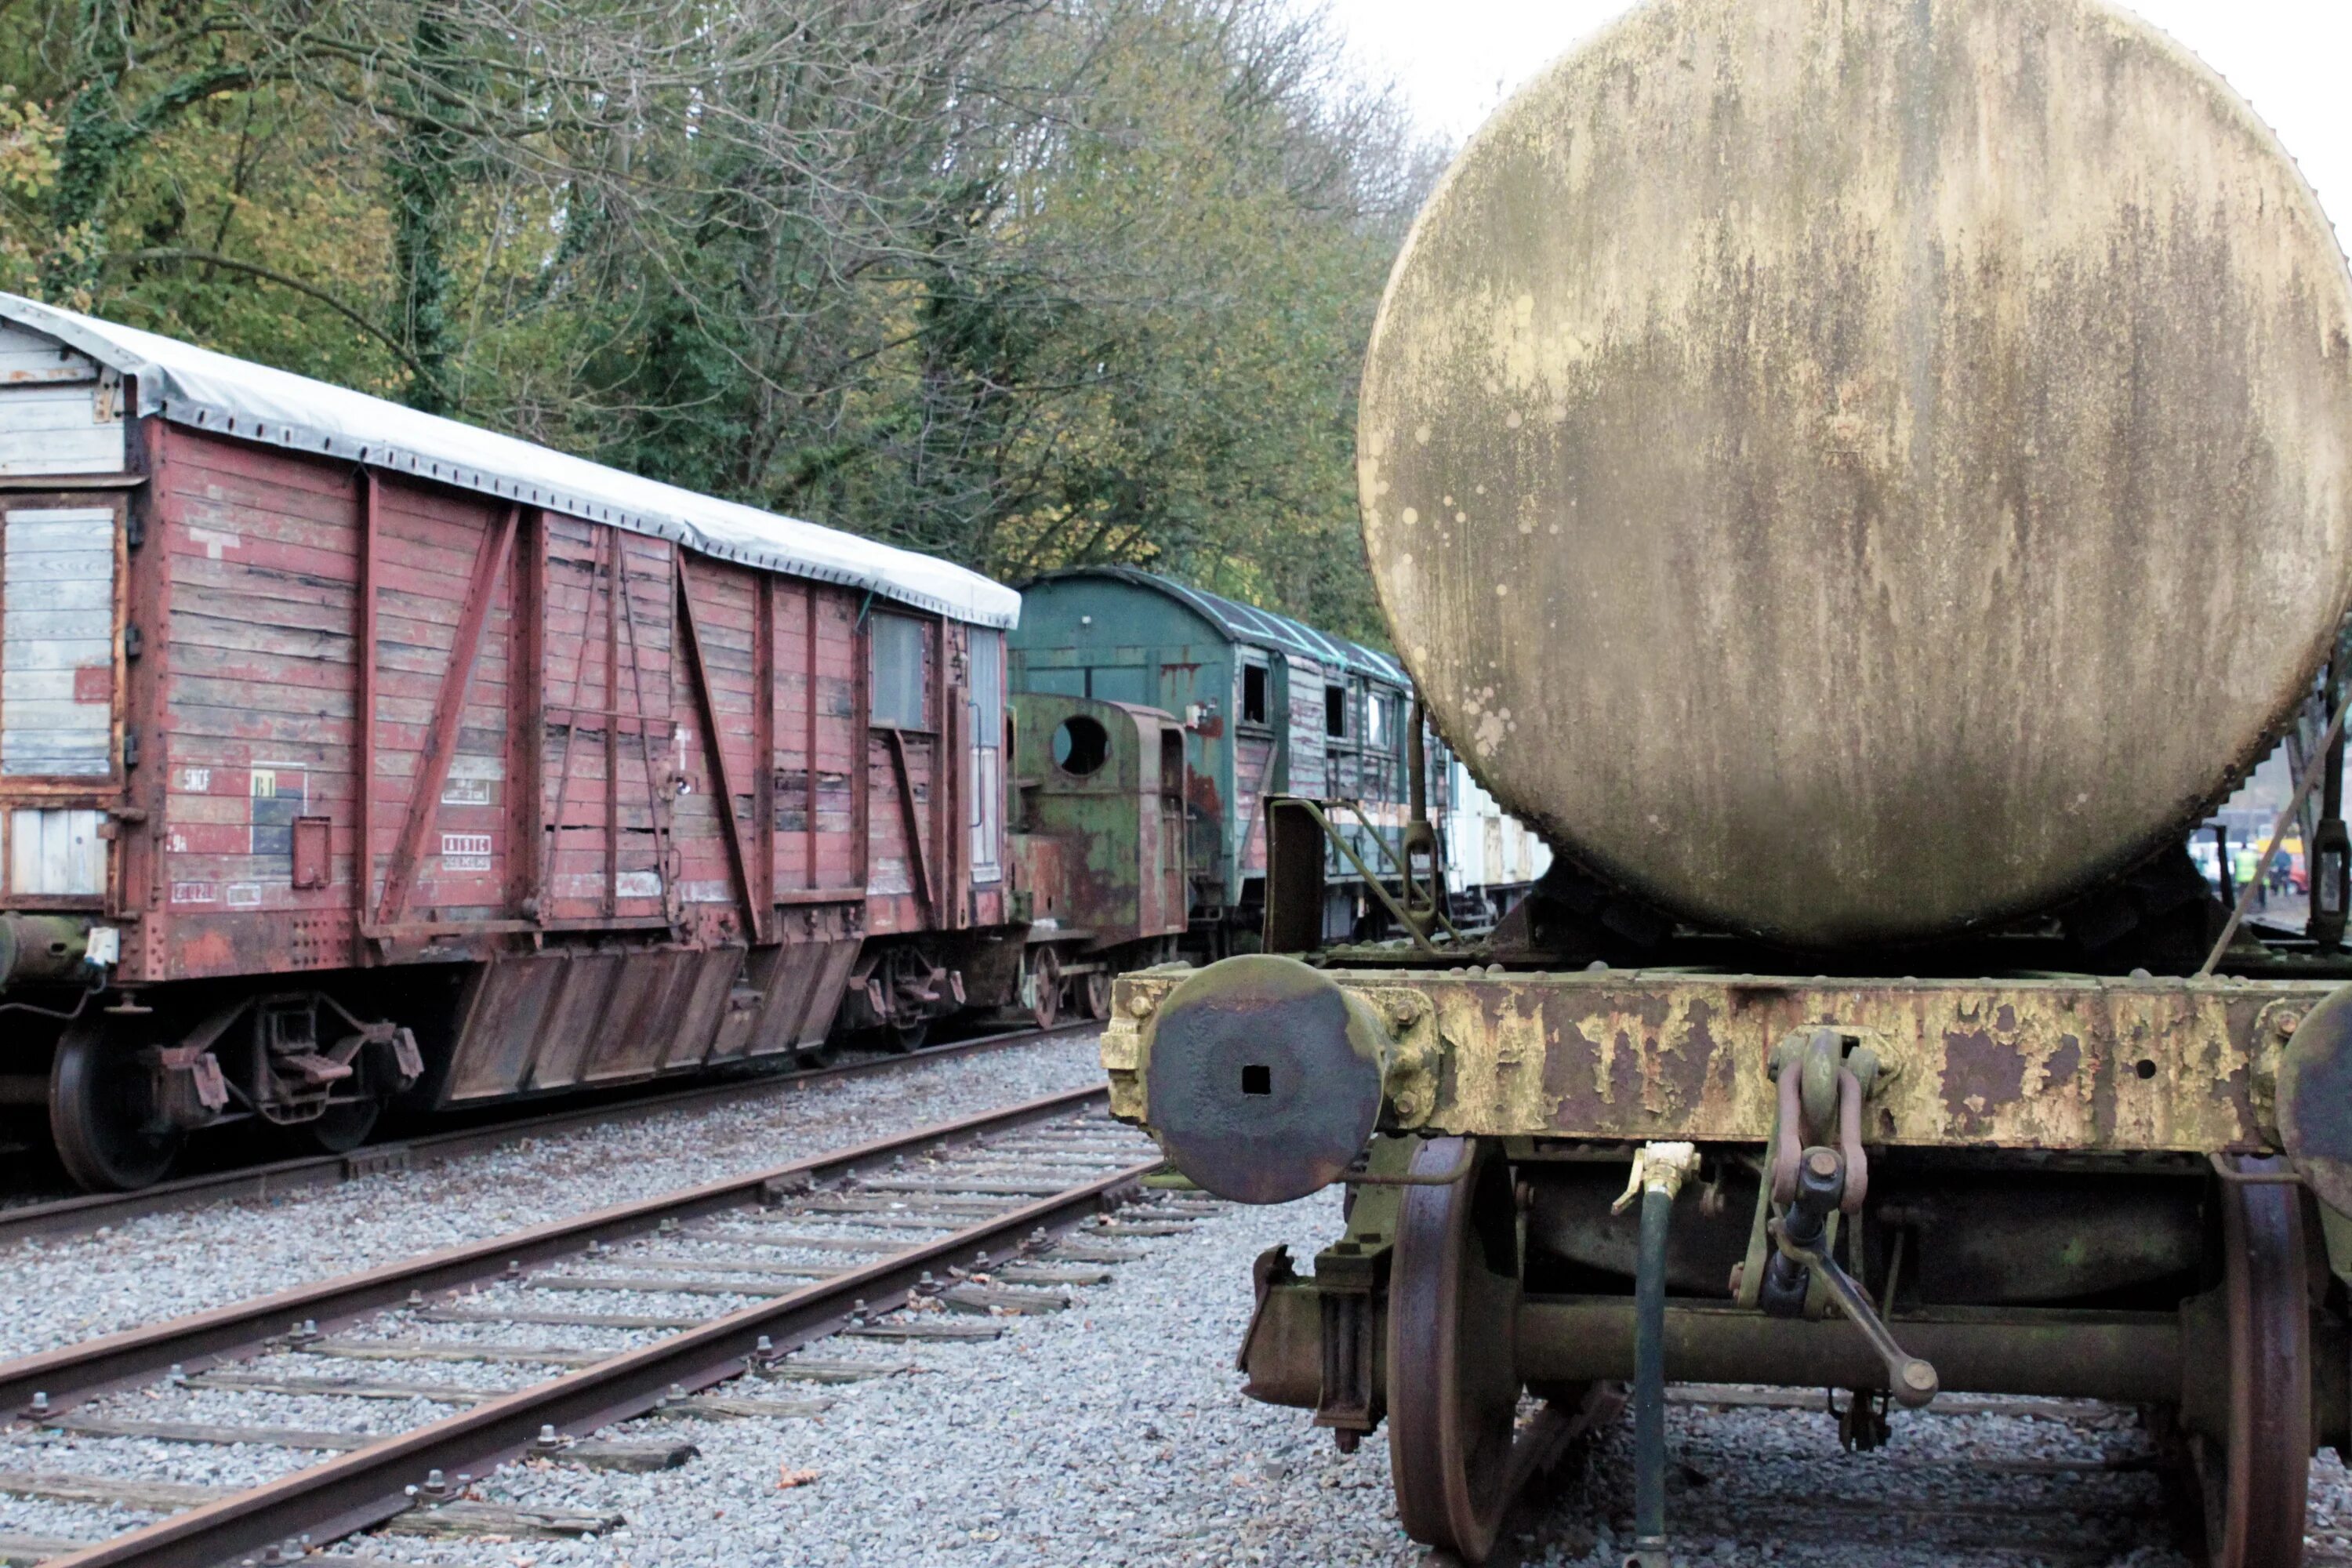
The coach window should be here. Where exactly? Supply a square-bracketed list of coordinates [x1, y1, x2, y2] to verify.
[1240, 661, 1270, 728]
[870, 612, 928, 730]
[1366, 690, 1391, 753]
[1324, 681, 1350, 740]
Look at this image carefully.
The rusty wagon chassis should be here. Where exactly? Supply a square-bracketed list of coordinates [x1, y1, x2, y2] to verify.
[1103, 959, 2352, 1564]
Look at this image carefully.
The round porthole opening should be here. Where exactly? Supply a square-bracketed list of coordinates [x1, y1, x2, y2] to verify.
[1054, 716, 1110, 776]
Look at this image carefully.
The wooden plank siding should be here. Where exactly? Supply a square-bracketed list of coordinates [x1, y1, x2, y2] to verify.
[158, 434, 364, 923]
[3, 405, 1022, 1095]
[30, 421, 1014, 980]
[0, 323, 122, 477]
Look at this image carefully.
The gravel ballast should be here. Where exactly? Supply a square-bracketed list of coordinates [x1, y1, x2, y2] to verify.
[312, 1190, 2322, 1568]
[11, 1058, 2344, 1564]
[0, 1034, 1102, 1360]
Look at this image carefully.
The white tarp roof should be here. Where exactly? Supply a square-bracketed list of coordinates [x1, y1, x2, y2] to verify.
[0, 293, 1019, 629]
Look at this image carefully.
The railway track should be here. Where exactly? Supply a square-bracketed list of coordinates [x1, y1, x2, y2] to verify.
[1470, 1382, 2335, 1568]
[0, 1021, 1095, 1246]
[0, 1082, 1210, 1568]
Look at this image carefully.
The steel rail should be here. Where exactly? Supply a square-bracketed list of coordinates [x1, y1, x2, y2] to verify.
[42, 1134, 1154, 1568]
[0, 1021, 1096, 1247]
[0, 1084, 1113, 1420]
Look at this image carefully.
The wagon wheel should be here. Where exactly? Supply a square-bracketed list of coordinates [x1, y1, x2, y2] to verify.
[2192, 1160, 2310, 1568]
[1388, 1137, 1530, 1563]
[49, 1019, 181, 1192]
[1081, 968, 1113, 1021]
[1027, 946, 1062, 1031]
[307, 1083, 382, 1155]
[875, 948, 932, 1053]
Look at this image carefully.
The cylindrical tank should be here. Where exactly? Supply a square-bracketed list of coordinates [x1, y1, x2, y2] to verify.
[1359, 0, 2352, 948]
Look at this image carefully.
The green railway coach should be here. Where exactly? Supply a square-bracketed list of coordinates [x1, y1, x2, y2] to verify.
[1008, 567, 1514, 951]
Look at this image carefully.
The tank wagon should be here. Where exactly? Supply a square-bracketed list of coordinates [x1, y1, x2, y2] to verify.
[0, 294, 1027, 1191]
[1105, 3, 2352, 1565]
[1009, 566, 1544, 951]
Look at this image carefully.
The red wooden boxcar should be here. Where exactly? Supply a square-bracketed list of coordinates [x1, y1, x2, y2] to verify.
[0, 296, 1025, 1189]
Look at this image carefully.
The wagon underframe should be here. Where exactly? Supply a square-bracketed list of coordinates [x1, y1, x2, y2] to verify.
[1108, 958, 2352, 1564]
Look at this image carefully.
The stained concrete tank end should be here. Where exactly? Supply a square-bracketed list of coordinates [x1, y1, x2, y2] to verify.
[1359, 0, 2352, 946]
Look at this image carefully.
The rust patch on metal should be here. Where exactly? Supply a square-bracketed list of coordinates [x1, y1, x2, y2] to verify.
[1941, 1025, 2029, 1138]
[1110, 968, 2318, 1154]
[2045, 1035, 2082, 1089]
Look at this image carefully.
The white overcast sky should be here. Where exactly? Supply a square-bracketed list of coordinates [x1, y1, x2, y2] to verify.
[1329, 1, 2352, 238]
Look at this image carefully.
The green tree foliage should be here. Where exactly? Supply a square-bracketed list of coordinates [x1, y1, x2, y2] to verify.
[0, 0, 1436, 641]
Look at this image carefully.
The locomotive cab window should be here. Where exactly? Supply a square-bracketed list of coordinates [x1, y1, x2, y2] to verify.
[1324, 682, 1350, 740]
[1241, 662, 1269, 727]
[869, 612, 928, 730]
[1054, 714, 1110, 776]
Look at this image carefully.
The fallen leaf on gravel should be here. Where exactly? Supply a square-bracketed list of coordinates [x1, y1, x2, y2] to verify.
[778, 1466, 821, 1489]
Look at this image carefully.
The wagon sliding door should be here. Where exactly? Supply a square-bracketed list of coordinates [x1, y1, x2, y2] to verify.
[531, 518, 677, 927]
[359, 488, 518, 933]
[356, 489, 674, 932]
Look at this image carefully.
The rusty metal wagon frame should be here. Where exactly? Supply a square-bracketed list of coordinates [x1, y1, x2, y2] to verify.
[1107, 954, 2352, 1566]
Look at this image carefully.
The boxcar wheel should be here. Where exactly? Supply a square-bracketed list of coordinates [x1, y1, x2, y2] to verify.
[1027, 947, 1062, 1031]
[307, 1093, 381, 1155]
[888, 1019, 931, 1054]
[1082, 969, 1112, 1021]
[1387, 1138, 1526, 1563]
[2193, 1160, 2311, 1568]
[49, 1020, 181, 1192]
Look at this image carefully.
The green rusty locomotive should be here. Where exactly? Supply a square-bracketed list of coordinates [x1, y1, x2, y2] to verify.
[1001, 568, 1548, 1025]
[1104, 2, 2352, 1565]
